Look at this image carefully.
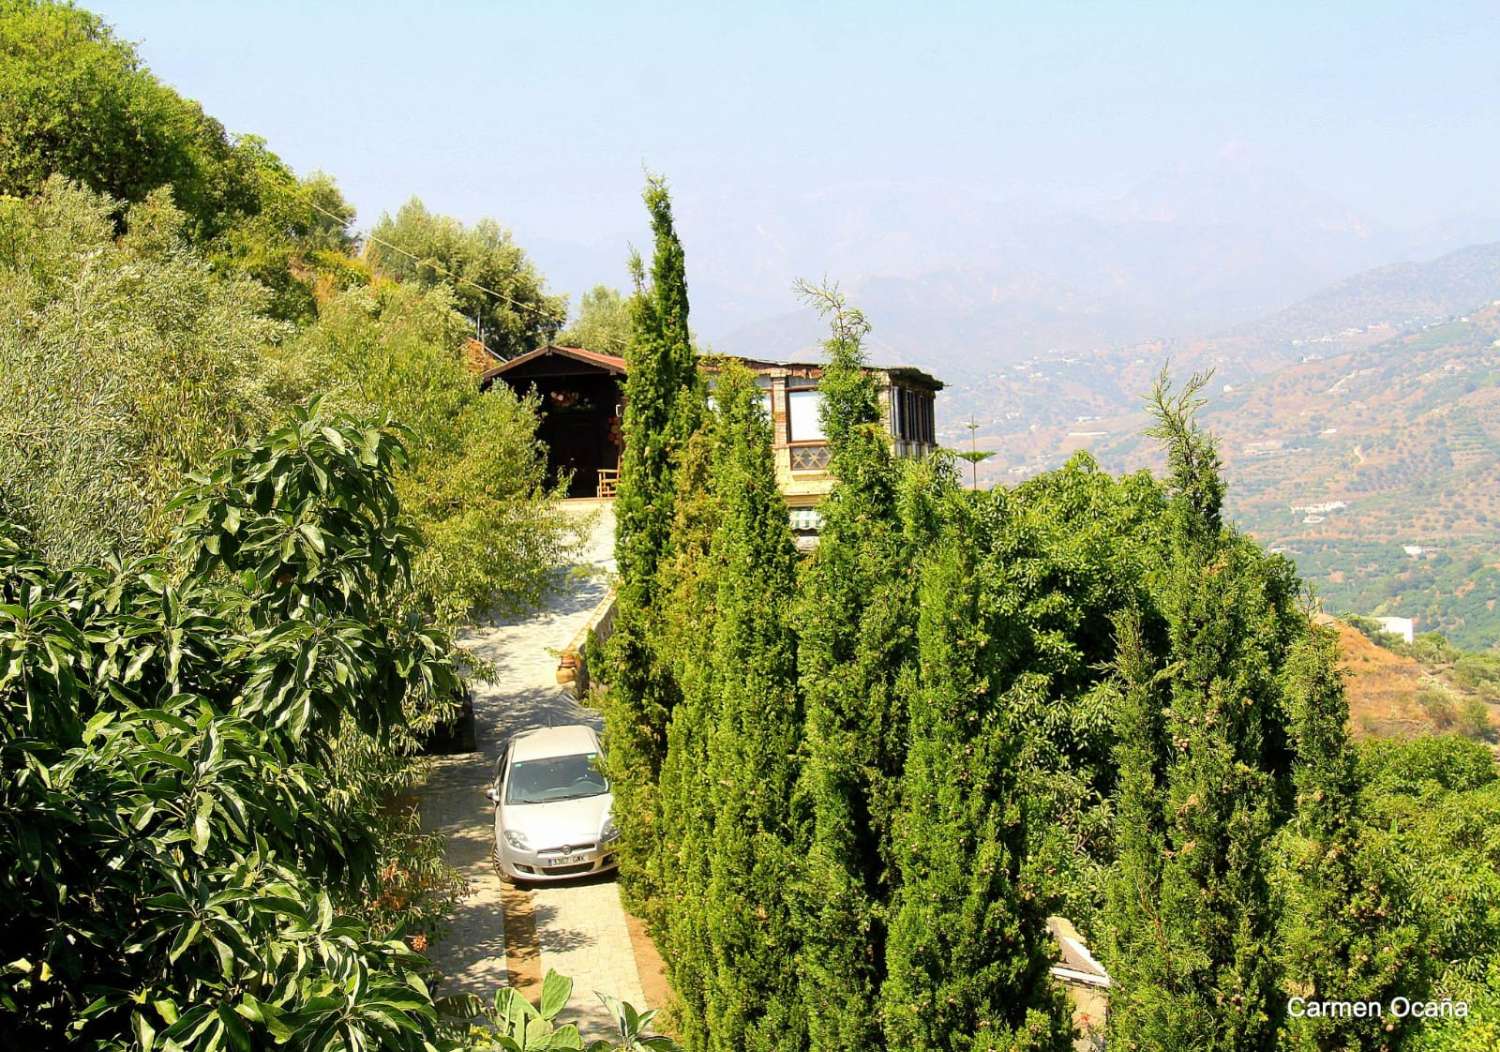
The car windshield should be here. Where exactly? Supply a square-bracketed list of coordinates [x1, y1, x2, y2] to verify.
[505, 752, 608, 805]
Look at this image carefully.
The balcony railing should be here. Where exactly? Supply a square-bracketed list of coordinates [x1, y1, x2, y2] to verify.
[789, 444, 831, 472]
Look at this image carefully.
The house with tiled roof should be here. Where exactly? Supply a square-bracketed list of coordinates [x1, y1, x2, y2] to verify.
[480, 345, 942, 533]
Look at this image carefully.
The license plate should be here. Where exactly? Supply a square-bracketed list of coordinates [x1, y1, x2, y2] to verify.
[550, 854, 588, 867]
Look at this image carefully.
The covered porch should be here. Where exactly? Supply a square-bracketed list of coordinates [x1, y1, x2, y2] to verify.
[481, 345, 626, 499]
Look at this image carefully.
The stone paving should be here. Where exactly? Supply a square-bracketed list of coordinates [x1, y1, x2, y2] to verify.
[419, 502, 647, 1039]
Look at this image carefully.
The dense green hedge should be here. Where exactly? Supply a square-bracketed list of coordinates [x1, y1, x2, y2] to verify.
[596, 191, 1500, 1050]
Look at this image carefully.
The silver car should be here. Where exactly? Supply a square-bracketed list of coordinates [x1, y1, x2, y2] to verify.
[487, 724, 619, 884]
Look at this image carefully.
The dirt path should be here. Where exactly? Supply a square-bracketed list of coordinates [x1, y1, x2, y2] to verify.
[419, 502, 650, 1038]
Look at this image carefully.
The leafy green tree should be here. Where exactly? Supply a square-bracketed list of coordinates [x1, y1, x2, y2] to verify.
[1105, 371, 1297, 1051]
[209, 139, 363, 323]
[462, 970, 680, 1052]
[603, 176, 705, 906]
[699, 362, 805, 1052]
[0, 0, 261, 240]
[1001, 457, 1170, 932]
[1, 0, 368, 323]
[0, 179, 281, 564]
[1278, 626, 1429, 1052]
[276, 278, 577, 624]
[1354, 737, 1500, 1052]
[791, 282, 923, 1052]
[560, 285, 631, 354]
[0, 408, 465, 1049]
[882, 496, 1071, 1052]
[367, 198, 564, 358]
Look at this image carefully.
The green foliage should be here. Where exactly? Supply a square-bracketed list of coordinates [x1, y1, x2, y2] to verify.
[463, 971, 681, 1052]
[1, 176, 570, 627]
[1359, 734, 1498, 795]
[485, 971, 585, 1050]
[367, 198, 564, 358]
[987, 457, 1170, 932]
[0, 0, 260, 240]
[1278, 626, 1431, 1051]
[697, 362, 804, 1051]
[560, 285, 631, 354]
[1457, 697, 1496, 742]
[882, 496, 1071, 1052]
[603, 176, 705, 909]
[0, 407, 465, 1049]
[1354, 738, 1500, 1050]
[1146, 367, 1227, 547]
[588, 992, 682, 1052]
[0, 13, 635, 1046]
[650, 425, 725, 1051]
[793, 279, 880, 456]
[208, 142, 362, 323]
[1, 0, 367, 322]
[0, 179, 282, 564]
[1105, 371, 1299, 1051]
[791, 282, 922, 1052]
[275, 279, 578, 624]
[1100, 607, 1171, 1043]
[613, 176, 703, 600]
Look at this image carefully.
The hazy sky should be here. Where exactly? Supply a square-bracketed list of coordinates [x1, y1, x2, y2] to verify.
[91, 1, 1500, 330]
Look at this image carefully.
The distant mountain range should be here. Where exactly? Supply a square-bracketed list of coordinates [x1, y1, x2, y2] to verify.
[955, 252, 1500, 648]
[1215, 241, 1500, 355]
[941, 238, 1500, 443]
[531, 157, 1500, 380]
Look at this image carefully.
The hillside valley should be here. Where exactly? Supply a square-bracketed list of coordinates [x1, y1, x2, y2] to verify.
[957, 269, 1500, 648]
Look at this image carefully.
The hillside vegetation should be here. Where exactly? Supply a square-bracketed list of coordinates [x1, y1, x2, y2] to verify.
[959, 270, 1500, 650]
[0, 2, 666, 1047]
[1339, 620, 1499, 743]
[598, 190, 1500, 1050]
[5, 4, 1500, 1052]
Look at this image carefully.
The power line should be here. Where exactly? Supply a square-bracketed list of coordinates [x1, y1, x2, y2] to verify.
[305, 198, 565, 327]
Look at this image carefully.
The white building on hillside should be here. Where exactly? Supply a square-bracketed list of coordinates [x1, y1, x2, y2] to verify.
[1373, 616, 1415, 644]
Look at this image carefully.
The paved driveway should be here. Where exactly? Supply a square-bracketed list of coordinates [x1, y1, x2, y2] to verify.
[420, 503, 649, 1038]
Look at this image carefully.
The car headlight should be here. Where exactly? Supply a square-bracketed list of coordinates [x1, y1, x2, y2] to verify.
[503, 829, 530, 851]
[601, 818, 620, 843]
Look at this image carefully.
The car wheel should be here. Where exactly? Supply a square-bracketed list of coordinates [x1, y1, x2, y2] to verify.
[492, 850, 523, 887]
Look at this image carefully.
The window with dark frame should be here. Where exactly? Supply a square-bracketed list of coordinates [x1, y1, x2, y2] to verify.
[786, 377, 825, 443]
[891, 385, 934, 445]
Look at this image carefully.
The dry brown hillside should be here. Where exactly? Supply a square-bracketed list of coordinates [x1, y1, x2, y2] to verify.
[1336, 621, 1438, 737]
[1333, 620, 1500, 746]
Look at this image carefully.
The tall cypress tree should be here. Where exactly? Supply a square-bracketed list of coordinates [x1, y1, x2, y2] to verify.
[1106, 370, 1295, 1050]
[700, 361, 805, 1051]
[882, 496, 1070, 1052]
[604, 175, 704, 904]
[1280, 626, 1427, 1052]
[614, 175, 700, 597]
[1101, 606, 1175, 1045]
[792, 283, 924, 1051]
[652, 424, 725, 1052]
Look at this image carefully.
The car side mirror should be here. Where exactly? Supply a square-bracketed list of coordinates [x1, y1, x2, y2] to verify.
[485, 786, 498, 804]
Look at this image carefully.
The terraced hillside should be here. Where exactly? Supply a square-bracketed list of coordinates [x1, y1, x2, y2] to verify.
[970, 304, 1500, 648]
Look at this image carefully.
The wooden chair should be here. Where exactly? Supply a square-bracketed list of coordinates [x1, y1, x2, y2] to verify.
[596, 468, 619, 499]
